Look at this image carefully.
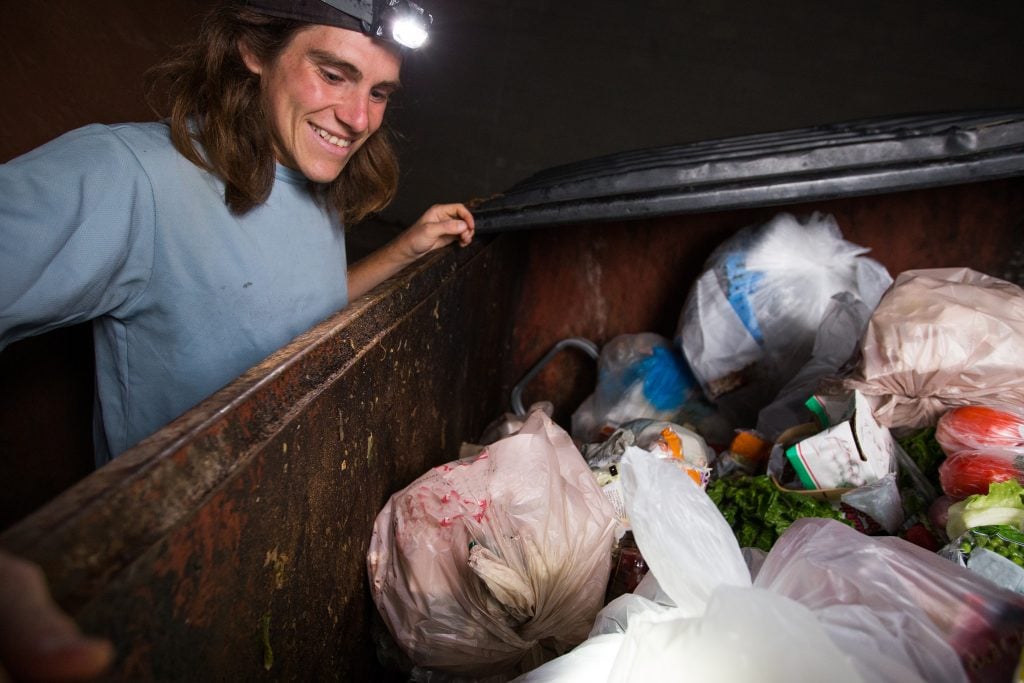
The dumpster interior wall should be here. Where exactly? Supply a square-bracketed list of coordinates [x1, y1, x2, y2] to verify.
[503, 180, 1024, 420]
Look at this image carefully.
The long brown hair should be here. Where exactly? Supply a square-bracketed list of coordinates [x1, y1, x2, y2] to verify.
[145, 2, 399, 225]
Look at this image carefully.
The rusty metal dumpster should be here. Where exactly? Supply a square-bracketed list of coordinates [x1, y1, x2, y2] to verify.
[2, 110, 1023, 680]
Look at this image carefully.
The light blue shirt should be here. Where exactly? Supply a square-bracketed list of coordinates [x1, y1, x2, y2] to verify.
[1, 123, 349, 464]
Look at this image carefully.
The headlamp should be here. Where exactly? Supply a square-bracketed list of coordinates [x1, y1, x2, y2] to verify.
[321, 0, 433, 49]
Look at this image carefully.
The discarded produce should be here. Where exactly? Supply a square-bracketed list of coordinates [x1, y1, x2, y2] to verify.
[706, 474, 851, 552]
[946, 480, 1024, 539]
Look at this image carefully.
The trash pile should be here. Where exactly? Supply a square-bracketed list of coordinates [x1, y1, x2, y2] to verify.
[367, 410, 617, 680]
[367, 212, 1024, 682]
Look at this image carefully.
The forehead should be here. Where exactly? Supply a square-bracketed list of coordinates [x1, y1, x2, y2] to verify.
[283, 24, 403, 82]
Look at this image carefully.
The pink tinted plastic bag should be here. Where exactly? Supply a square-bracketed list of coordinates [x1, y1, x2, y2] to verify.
[367, 411, 617, 680]
[757, 517, 1024, 683]
[847, 268, 1024, 430]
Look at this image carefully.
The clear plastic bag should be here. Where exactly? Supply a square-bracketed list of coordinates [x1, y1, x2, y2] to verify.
[583, 420, 714, 473]
[846, 268, 1024, 431]
[571, 333, 725, 446]
[941, 525, 1024, 594]
[368, 410, 618, 680]
[583, 423, 715, 532]
[932, 403, 1024, 498]
[936, 404, 1024, 454]
[678, 212, 891, 431]
[756, 291, 873, 441]
[939, 450, 1024, 499]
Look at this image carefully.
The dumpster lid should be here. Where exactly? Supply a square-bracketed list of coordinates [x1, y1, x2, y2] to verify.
[473, 110, 1024, 232]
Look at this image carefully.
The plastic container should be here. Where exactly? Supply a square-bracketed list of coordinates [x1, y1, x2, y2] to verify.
[2, 110, 1024, 679]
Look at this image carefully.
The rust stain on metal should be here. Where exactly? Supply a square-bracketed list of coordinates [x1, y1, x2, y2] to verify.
[153, 491, 246, 628]
[263, 548, 289, 590]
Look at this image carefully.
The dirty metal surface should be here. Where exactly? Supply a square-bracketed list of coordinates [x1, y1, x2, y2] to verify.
[506, 177, 1024, 419]
[0, 236, 525, 680]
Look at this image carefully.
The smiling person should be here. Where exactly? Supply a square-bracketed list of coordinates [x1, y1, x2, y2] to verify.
[0, 1, 471, 677]
[1, 0, 474, 468]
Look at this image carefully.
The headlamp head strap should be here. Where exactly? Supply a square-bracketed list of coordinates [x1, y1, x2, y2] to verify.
[246, 0, 432, 49]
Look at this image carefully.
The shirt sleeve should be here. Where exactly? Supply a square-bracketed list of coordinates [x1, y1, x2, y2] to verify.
[0, 124, 157, 349]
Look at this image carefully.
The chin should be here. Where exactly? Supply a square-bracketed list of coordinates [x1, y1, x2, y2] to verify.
[302, 162, 347, 184]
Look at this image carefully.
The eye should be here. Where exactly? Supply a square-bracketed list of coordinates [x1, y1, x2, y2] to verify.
[370, 88, 391, 104]
[319, 68, 345, 84]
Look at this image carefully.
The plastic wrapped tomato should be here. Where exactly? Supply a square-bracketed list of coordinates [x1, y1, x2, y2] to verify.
[936, 405, 1024, 454]
[938, 451, 1024, 499]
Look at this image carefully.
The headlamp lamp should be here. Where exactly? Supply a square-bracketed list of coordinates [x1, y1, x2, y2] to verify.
[321, 0, 432, 49]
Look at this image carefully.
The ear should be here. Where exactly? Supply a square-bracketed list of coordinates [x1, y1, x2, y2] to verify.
[238, 39, 262, 76]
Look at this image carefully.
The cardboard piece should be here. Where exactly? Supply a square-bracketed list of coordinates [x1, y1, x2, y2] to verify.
[784, 392, 896, 491]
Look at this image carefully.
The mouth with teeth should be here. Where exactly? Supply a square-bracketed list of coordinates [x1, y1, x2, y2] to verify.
[311, 123, 352, 149]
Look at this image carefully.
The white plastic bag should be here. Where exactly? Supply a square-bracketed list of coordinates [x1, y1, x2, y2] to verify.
[608, 586, 863, 683]
[619, 447, 749, 614]
[583, 421, 716, 528]
[519, 449, 1024, 682]
[519, 454, 865, 682]
[368, 410, 618, 680]
[678, 212, 891, 430]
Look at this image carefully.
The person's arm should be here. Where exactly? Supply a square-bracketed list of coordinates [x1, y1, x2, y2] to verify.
[0, 550, 114, 681]
[0, 125, 155, 351]
[347, 203, 475, 300]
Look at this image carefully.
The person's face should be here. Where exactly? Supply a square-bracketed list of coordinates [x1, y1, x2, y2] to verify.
[241, 25, 402, 184]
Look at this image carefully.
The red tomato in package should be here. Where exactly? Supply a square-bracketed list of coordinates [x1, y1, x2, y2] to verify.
[938, 450, 1024, 498]
[936, 405, 1024, 454]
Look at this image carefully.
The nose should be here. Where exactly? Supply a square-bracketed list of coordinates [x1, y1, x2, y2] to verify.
[334, 90, 370, 135]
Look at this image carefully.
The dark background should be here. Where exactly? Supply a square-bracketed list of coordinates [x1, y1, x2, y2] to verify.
[389, 0, 1024, 226]
[3, 0, 1023, 235]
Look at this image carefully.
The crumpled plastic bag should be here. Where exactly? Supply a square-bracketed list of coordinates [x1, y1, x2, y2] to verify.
[368, 410, 618, 680]
[518, 448, 1024, 682]
[583, 426, 715, 531]
[677, 212, 891, 431]
[583, 420, 714, 481]
[571, 333, 722, 445]
[846, 267, 1024, 431]
[755, 291, 873, 441]
[940, 525, 1024, 594]
[760, 518, 1024, 683]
